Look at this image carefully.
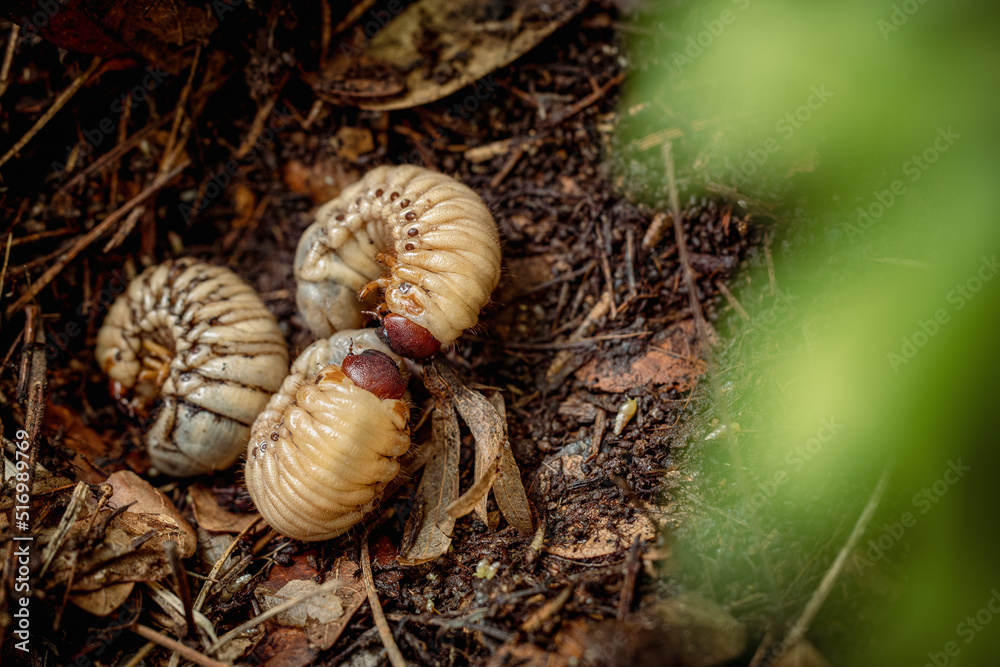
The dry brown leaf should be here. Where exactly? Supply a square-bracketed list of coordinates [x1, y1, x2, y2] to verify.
[69, 581, 134, 616]
[44, 402, 119, 483]
[188, 484, 259, 535]
[487, 392, 533, 536]
[347, 0, 590, 110]
[105, 470, 196, 557]
[250, 557, 366, 666]
[49, 509, 187, 593]
[398, 400, 460, 565]
[424, 361, 532, 535]
[546, 514, 654, 560]
[575, 319, 706, 393]
[432, 361, 504, 524]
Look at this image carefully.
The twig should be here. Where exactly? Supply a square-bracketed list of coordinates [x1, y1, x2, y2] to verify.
[0, 24, 19, 99]
[617, 536, 643, 619]
[750, 464, 893, 667]
[715, 279, 750, 321]
[236, 72, 289, 159]
[0, 232, 12, 327]
[55, 112, 175, 196]
[320, 0, 332, 68]
[489, 144, 525, 189]
[159, 45, 201, 175]
[594, 223, 617, 319]
[166, 541, 197, 639]
[131, 624, 227, 667]
[194, 517, 260, 613]
[362, 532, 407, 667]
[208, 578, 345, 654]
[625, 228, 638, 298]
[122, 641, 156, 667]
[548, 72, 625, 124]
[5, 160, 189, 318]
[642, 211, 671, 249]
[0, 56, 102, 169]
[102, 206, 145, 252]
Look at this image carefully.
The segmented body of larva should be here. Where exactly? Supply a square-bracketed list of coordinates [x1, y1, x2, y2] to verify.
[244, 329, 410, 541]
[294, 165, 501, 358]
[95, 258, 289, 477]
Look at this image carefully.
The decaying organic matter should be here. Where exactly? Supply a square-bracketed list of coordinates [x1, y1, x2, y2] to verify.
[294, 165, 501, 357]
[244, 329, 411, 541]
[95, 258, 289, 476]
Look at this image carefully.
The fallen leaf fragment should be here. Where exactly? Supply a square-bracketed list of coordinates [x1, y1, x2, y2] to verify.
[398, 400, 461, 565]
[249, 558, 366, 666]
[69, 581, 135, 616]
[311, 0, 589, 110]
[575, 319, 705, 393]
[105, 469, 196, 557]
[188, 483, 259, 535]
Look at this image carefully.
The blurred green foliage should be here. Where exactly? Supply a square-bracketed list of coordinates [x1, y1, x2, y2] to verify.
[617, 0, 1000, 664]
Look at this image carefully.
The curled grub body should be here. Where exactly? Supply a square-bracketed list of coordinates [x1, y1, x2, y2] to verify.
[294, 165, 501, 351]
[244, 329, 410, 541]
[95, 258, 289, 477]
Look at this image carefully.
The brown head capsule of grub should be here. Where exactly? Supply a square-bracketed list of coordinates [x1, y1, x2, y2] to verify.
[379, 313, 441, 359]
[342, 348, 407, 399]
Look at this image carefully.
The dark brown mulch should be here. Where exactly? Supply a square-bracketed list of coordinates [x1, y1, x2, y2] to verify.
[0, 1, 765, 664]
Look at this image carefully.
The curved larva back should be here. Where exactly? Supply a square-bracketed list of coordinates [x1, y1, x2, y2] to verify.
[95, 258, 289, 477]
[294, 165, 501, 346]
[244, 362, 410, 541]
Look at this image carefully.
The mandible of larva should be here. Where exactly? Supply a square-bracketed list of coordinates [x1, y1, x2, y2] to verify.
[95, 258, 289, 477]
[244, 329, 410, 541]
[294, 165, 501, 358]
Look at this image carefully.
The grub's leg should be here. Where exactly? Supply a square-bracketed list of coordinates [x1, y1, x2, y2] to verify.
[137, 356, 170, 388]
[358, 276, 392, 301]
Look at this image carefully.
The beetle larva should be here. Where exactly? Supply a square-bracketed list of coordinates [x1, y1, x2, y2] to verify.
[294, 165, 501, 358]
[244, 329, 411, 541]
[95, 258, 289, 477]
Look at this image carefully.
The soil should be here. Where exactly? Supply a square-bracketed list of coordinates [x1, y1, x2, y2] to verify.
[0, 1, 769, 665]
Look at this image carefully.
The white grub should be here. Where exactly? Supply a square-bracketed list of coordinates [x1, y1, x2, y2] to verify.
[294, 165, 501, 346]
[244, 332, 410, 541]
[95, 258, 288, 476]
